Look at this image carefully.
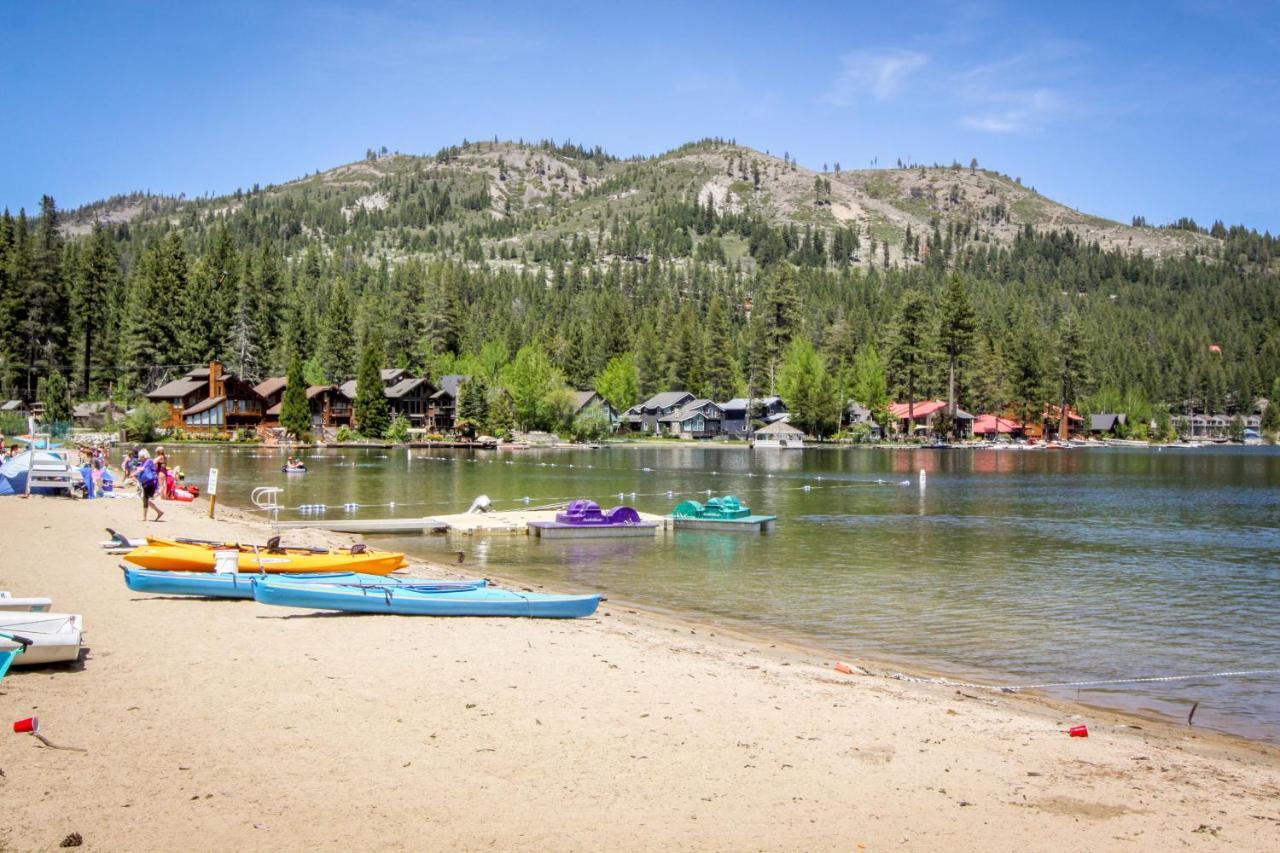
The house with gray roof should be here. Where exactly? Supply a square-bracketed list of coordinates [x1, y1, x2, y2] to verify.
[658, 399, 724, 438]
[620, 391, 695, 433]
[719, 396, 788, 438]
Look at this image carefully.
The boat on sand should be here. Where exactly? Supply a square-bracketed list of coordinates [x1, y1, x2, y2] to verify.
[0, 612, 83, 665]
[122, 567, 485, 599]
[124, 537, 407, 575]
[253, 577, 601, 618]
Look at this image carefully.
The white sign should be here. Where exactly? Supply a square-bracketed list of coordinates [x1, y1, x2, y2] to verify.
[207, 468, 219, 496]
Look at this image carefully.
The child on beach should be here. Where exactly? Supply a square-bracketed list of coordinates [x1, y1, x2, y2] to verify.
[135, 449, 164, 522]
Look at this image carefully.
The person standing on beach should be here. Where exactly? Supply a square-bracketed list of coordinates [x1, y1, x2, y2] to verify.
[136, 448, 164, 522]
[155, 445, 169, 499]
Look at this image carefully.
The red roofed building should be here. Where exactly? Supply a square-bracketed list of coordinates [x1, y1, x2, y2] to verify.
[888, 400, 974, 438]
[972, 414, 1024, 438]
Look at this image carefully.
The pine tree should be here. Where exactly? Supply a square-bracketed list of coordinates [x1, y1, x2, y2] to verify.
[24, 196, 69, 393]
[39, 370, 73, 426]
[758, 266, 801, 392]
[702, 295, 738, 401]
[353, 333, 390, 437]
[228, 250, 264, 380]
[633, 323, 662, 399]
[1054, 312, 1089, 438]
[72, 222, 122, 394]
[318, 278, 356, 382]
[279, 353, 311, 439]
[488, 389, 515, 437]
[1009, 317, 1048, 430]
[887, 291, 930, 435]
[1261, 379, 1280, 438]
[670, 302, 705, 393]
[937, 276, 975, 432]
[0, 210, 21, 394]
[456, 376, 490, 435]
[122, 232, 189, 392]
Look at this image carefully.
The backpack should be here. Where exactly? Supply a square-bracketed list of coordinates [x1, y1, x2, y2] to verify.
[138, 461, 157, 487]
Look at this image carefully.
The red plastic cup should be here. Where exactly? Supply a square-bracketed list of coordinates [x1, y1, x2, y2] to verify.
[1068, 724, 1088, 738]
[13, 716, 39, 734]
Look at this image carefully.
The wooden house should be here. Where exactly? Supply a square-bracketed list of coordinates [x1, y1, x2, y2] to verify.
[146, 361, 263, 432]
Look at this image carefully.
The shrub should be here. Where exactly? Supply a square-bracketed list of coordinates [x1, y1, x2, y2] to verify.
[0, 410, 26, 437]
[335, 425, 358, 443]
[383, 413, 411, 444]
[124, 402, 170, 442]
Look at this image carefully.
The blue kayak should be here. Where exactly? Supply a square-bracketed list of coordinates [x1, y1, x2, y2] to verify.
[252, 577, 601, 618]
[122, 567, 485, 600]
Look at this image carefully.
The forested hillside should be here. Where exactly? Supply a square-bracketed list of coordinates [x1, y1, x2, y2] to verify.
[1, 137, 1277, 434]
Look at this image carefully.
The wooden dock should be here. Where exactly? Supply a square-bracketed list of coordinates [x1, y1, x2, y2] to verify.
[274, 517, 446, 534]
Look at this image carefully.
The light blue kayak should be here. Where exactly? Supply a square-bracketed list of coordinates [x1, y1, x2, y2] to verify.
[122, 567, 486, 600]
[252, 576, 601, 618]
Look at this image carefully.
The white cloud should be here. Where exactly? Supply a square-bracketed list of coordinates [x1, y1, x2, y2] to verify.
[960, 87, 1065, 134]
[821, 49, 928, 107]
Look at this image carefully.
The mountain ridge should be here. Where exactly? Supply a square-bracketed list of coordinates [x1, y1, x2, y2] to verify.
[56, 139, 1218, 268]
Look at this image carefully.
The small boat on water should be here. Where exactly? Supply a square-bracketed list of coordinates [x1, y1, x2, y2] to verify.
[124, 537, 408, 575]
[527, 499, 659, 539]
[672, 495, 777, 533]
[122, 567, 485, 599]
[0, 592, 52, 612]
[253, 577, 601, 618]
[0, 612, 83, 665]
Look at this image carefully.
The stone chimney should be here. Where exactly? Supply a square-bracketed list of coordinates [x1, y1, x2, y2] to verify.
[209, 361, 224, 399]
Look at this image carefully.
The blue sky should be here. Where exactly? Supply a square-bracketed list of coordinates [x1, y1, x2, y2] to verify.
[3, 1, 1278, 230]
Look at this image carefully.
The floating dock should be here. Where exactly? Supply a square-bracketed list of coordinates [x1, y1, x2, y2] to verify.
[275, 509, 669, 538]
[275, 517, 446, 534]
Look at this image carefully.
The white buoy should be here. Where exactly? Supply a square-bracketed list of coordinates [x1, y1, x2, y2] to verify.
[803, 485, 812, 492]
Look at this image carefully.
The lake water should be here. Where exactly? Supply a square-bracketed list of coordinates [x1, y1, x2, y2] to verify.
[173, 443, 1280, 742]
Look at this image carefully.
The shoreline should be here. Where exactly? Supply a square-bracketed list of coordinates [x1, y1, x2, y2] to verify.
[215, 495, 1277, 752]
[2, 492, 1276, 849]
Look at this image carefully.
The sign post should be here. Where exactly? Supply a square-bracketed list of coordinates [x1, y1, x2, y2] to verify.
[207, 467, 219, 519]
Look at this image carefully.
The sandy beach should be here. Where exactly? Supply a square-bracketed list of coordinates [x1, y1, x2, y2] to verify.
[1, 491, 1277, 851]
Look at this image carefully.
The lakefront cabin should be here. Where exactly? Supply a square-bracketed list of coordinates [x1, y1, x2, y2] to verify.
[174, 362, 263, 432]
[146, 361, 262, 432]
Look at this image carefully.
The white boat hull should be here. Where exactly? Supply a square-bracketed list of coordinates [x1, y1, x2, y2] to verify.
[0, 612, 83, 665]
[0, 592, 52, 612]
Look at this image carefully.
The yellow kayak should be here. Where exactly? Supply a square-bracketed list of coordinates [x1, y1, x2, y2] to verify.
[123, 537, 408, 575]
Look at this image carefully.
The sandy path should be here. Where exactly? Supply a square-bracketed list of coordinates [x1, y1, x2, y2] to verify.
[0, 493, 1276, 851]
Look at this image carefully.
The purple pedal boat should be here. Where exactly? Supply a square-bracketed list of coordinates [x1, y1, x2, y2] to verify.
[528, 500, 660, 539]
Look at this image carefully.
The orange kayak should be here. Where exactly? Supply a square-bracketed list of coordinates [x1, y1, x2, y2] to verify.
[123, 537, 408, 575]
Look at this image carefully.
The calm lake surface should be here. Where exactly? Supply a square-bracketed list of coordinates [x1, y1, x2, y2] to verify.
[176, 443, 1280, 742]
